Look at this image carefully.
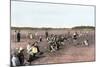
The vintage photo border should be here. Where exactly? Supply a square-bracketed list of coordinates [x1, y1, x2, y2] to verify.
[10, 0, 96, 66]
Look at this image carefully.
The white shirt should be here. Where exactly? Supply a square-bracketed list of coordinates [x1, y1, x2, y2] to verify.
[27, 44, 32, 53]
[29, 33, 33, 39]
[12, 56, 20, 66]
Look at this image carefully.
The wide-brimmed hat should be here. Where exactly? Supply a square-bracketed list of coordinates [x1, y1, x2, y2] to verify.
[18, 47, 24, 53]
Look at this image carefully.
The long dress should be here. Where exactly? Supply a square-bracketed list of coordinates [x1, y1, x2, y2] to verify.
[17, 32, 20, 42]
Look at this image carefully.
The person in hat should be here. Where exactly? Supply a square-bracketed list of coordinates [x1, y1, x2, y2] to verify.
[31, 42, 40, 56]
[45, 31, 48, 38]
[17, 47, 25, 66]
[39, 36, 42, 42]
[17, 30, 21, 42]
[27, 44, 37, 65]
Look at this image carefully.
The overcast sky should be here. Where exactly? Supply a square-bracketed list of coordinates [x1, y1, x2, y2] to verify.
[11, 1, 95, 28]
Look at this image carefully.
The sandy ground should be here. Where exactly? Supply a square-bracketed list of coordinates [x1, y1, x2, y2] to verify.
[11, 29, 95, 65]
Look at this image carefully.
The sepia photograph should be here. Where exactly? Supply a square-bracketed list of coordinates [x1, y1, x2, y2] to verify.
[10, 0, 95, 67]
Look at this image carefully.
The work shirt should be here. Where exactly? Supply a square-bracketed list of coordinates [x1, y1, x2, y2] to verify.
[12, 56, 20, 66]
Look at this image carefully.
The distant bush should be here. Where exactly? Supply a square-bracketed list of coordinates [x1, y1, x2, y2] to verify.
[72, 26, 95, 30]
[11, 27, 69, 30]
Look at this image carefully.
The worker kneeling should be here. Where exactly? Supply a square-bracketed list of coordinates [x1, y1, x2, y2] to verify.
[27, 43, 40, 64]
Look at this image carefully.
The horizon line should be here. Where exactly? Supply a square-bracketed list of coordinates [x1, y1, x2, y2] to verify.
[11, 25, 95, 28]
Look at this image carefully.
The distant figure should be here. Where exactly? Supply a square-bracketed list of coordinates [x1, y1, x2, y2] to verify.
[73, 32, 78, 40]
[11, 52, 20, 66]
[27, 43, 31, 54]
[14, 30, 17, 42]
[83, 39, 89, 46]
[39, 36, 42, 42]
[45, 31, 48, 38]
[29, 33, 33, 39]
[17, 30, 21, 42]
[35, 32, 38, 39]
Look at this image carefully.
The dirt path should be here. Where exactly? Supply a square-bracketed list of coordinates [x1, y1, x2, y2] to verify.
[11, 30, 95, 65]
